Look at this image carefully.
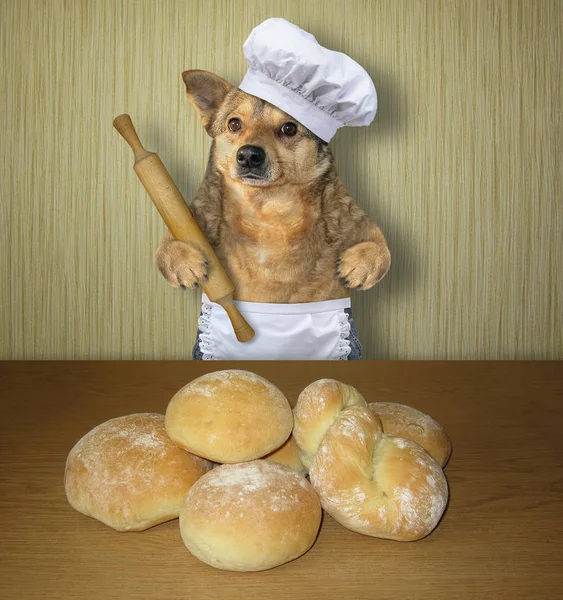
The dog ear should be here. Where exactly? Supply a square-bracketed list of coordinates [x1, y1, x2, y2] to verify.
[182, 70, 233, 133]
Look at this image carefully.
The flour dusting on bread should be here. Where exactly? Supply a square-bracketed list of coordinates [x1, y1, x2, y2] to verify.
[368, 401, 452, 467]
[188, 461, 309, 515]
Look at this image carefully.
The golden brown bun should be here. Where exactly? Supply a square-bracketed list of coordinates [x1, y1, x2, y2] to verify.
[165, 370, 293, 463]
[368, 402, 452, 467]
[309, 406, 448, 541]
[293, 379, 367, 470]
[263, 435, 307, 476]
[179, 460, 321, 571]
[64, 413, 211, 531]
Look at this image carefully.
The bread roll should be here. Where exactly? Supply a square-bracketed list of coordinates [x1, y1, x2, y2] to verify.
[263, 435, 307, 476]
[368, 402, 452, 467]
[64, 413, 211, 531]
[179, 460, 321, 571]
[293, 379, 367, 470]
[165, 370, 293, 463]
[309, 406, 448, 541]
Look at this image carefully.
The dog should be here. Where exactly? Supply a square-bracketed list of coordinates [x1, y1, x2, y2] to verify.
[155, 70, 391, 352]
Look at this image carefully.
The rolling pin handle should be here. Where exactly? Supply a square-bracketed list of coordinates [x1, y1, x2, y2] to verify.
[113, 114, 145, 154]
[222, 302, 255, 343]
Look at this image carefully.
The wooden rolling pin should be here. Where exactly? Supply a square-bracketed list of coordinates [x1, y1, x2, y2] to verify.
[113, 114, 255, 343]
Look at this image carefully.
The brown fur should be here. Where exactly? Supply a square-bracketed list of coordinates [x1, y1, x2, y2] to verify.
[156, 70, 391, 303]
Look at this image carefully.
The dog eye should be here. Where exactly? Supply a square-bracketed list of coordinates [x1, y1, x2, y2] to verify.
[280, 122, 297, 136]
[228, 118, 242, 132]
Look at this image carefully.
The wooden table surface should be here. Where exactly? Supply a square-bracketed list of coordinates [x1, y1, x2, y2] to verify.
[1, 361, 562, 600]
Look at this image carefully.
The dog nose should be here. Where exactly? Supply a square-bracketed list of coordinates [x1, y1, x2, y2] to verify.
[237, 145, 266, 169]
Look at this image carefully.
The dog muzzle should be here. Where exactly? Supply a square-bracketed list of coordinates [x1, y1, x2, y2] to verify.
[195, 294, 354, 360]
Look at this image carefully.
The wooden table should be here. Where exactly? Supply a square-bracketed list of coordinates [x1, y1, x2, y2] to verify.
[1, 361, 562, 599]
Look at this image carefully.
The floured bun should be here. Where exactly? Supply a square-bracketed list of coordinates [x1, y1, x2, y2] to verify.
[64, 413, 211, 531]
[165, 370, 293, 463]
[368, 402, 452, 467]
[263, 435, 307, 476]
[180, 460, 321, 571]
[293, 379, 367, 470]
[309, 406, 448, 542]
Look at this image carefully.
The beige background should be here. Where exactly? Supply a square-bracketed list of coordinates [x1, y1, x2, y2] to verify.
[1, 0, 561, 360]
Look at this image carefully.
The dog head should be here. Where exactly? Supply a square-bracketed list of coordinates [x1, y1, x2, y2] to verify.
[182, 70, 331, 188]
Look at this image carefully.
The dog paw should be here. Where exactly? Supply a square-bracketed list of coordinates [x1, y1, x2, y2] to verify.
[336, 242, 391, 290]
[156, 241, 208, 290]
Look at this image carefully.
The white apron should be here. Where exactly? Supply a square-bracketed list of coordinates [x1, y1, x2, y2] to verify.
[197, 293, 353, 360]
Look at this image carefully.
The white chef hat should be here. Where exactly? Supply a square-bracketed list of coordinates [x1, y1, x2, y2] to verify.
[238, 18, 377, 143]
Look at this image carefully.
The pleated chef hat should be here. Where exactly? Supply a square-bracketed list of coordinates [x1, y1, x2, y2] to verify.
[238, 18, 377, 143]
